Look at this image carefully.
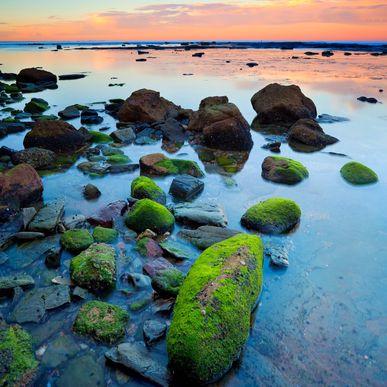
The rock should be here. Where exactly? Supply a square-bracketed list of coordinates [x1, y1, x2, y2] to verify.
[58, 74, 86, 80]
[261, 156, 309, 185]
[109, 163, 139, 174]
[158, 118, 188, 152]
[131, 176, 166, 204]
[41, 334, 80, 368]
[169, 174, 204, 201]
[340, 162, 378, 185]
[317, 114, 349, 124]
[77, 161, 110, 176]
[83, 183, 101, 200]
[178, 225, 240, 250]
[70, 243, 116, 292]
[140, 153, 204, 177]
[143, 320, 167, 345]
[288, 118, 338, 150]
[11, 147, 56, 170]
[87, 200, 127, 228]
[28, 199, 64, 233]
[0, 146, 15, 157]
[241, 197, 301, 234]
[192, 52, 204, 57]
[167, 234, 264, 384]
[357, 96, 378, 104]
[72, 286, 91, 300]
[92, 226, 118, 243]
[126, 273, 152, 289]
[22, 207, 37, 228]
[125, 199, 175, 235]
[0, 252, 9, 265]
[136, 237, 163, 258]
[16, 68, 57, 91]
[0, 274, 35, 292]
[265, 244, 290, 267]
[262, 141, 281, 153]
[63, 214, 87, 230]
[105, 342, 169, 386]
[61, 229, 93, 252]
[117, 89, 181, 123]
[322, 50, 334, 57]
[73, 300, 128, 344]
[24, 98, 49, 114]
[246, 62, 258, 67]
[251, 83, 317, 127]
[24, 120, 86, 153]
[45, 247, 61, 269]
[110, 127, 136, 144]
[81, 110, 104, 125]
[0, 121, 27, 136]
[58, 105, 81, 120]
[173, 202, 227, 227]
[159, 239, 193, 260]
[13, 231, 45, 241]
[0, 164, 43, 208]
[187, 96, 253, 151]
[0, 325, 38, 386]
[144, 257, 173, 278]
[152, 268, 184, 297]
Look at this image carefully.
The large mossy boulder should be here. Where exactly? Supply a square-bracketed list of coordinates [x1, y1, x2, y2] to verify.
[262, 156, 309, 185]
[0, 325, 38, 386]
[340, 162, 378, 185]
[167, 233, 264, 384]
[73, 300, 129, 344]
[131, 176, 166, 204]
[125, 199, 175, 234]
[70, 243, 116, 292]
[241, 197, 301, 234]
[61, 229, 93, 253]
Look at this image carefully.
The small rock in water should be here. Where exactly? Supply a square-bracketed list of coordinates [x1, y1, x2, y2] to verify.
[83, 183, 101, 200]
[169, 174, 204, 201]
[246, 62, 258, 67]
[45, 247, 61, 268]
[357, 96, 378, 104]
[13, 231, 45, 241]
[143, 320, 167, 345]
[262, 141, 281, 153]
[317, 114, 349, 124]
[28, 199, 65, 233]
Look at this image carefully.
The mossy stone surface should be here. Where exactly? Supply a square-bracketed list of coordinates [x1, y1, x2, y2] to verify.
[107, 154, 130, 164]
[125, 199, 175, 234]
[151, 268, 185, 297]
[24, 98, 49, 114]
[70, 243, 116, 292]
[340, 162, 378, 185]
[0, 325, 38, 386]
[131, 176, 166, 204]
[89, 131, 113, 144]
[167, 233, 264, 384]
[241, 197, 301, 234]
[61, 229, 94, 253]
[93, 226, 118, 243]
[262, 156, 309, 185]
[155, 158, 204, 177]
[73, 300, 129, 344]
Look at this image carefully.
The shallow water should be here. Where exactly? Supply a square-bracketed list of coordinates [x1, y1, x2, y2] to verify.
[0, 45, 386, 386]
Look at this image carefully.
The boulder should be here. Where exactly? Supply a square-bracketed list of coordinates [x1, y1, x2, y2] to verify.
[117, 89, 181, 123]
[83, 183, 101, 200]
[261, 156, 309, 185]
[61, 229, 93, 253]
[169, 174, 204, 201]
[188, 96, 253, 151]
[58, 105, 81, 120]
[251, 83, 317, 127]
[24, 98, 49, 114]
[340, 162, 378, 185]
[24, 120, 86, 153]
[167, 234, 264, 384]
[28, 200, 64, 233]
[16, 68, 57, 91]
[11, 147, 56, 170]
[144, 257, 173, 278]
[131, 176, 166, 204]
[173, 202, 227, 227]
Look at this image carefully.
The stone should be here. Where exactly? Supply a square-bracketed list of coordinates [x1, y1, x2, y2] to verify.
[62, 214, 87, 230]
[58, 105, 80, 120]
[61, 229, 93, 252]
[159, 239, 193, 260]
[265, 244, 290, 267]
[83, 184, 101, 200]
[173, 202, 227, 227]
[0, 274, 35, 292]
[144, 257, 173, 278]
[131, 176, 166, 205]
[143, 320, 167, 345]
[169, 174, 204, 201]
[24, 98, 49, 114]
[340, 162, 378, 185]
[41, 334, 80, 368]
[45, 247, 61, 269]
[92, 226, 118, 243]
[357, 96, 378, 104]
[28, 199, 65, 233]
[317, 114, 349, 124]
[58, 74, 86, 80]
[87, 200, 127, 228]
[151, 268, 184, 297]
[81, 109, 103, 125]
[13, 231, 45, 241]
[22, 207, 37, 228]
[110, 127, 136, 144]
[11, 147, 56, 170]
[16, 67, 57, 91]
[136, 237, 163, 258]
[126, 273, 152, 289]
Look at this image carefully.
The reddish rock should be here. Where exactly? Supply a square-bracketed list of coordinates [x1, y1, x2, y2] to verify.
[87, 200, 127, 228]
[144, 257, 173, 278]
[137, 238, 164, 258]
[139, 153, 169, 175]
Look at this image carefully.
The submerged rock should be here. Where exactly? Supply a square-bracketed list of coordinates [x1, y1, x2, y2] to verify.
[167, 233, 264, 384]
[41, 334, 80, 368]
[0, 274, 34, 292]
[169, 174, 204, 201]
[152, 268, 185, 297]
[136, 237, 163, 258]
[173, 202, 227, 227]
[241, 197, 301, 234]
[61, 229, 93, 253]
[131, 176, 166, 204]
[28, 199, 65, 234]
[58, 105, 81, 120]
[340, 161, 378, 185]
[11, 147, 56, 170]
[159, 239, 193, 260]
[143, 320, 167, 345]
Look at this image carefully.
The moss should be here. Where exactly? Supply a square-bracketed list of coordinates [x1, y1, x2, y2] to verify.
[61, 229, 94, 253]
[73, 300, 129, 344]
[93, 226, 118, 243]
[4, 83, 20, 94]
[155, 158, 204, 177]
[263, 156, 309, 185]
[152, 268, 185, 297]
[24, 98, 49, 114]
[70, 243, 116, 292]
[107, 154, 130, 164]
[131, 176, 166, 204]
[135, 237, 151, 256]
[125, 199, 175, 234]
[0, 325, 38, 386]
[167, 234, 264, 384]
[89, 131, 113, 144]
[340, 161, 378, 185]
[241, 197, 301, 234]
[129, 297, 152, 312]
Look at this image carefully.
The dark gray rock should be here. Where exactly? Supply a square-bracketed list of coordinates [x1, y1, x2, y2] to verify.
[58, 74, 86, 80]
[41, 334, 80, 368]
[45, 247, 61, 269]
[110, 127, 136, 144]
[58, 105, 80, 120]
[317, 114, 349, 124]
[13, 231, 45, 241]
[22, 207, 37, 229]
[28, 200, 65, 233]
[159, 239, 194, 260]
[172, 202, 227, 227]
[0, 274, 35, 292]
[83, 184, 101, 200]
[81, 109, 103, 125]
[143, 320, 167, 345]
[169, 174, 204, 201]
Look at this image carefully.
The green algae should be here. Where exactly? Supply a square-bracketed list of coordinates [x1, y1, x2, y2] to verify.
[151, 268, 185, 297]
[61, 229, 93, 253]
[340, 161, 378, 185]
[89, 131, 113, 144]
[131, 176, 166, 204]
[92, 226, 118, 243]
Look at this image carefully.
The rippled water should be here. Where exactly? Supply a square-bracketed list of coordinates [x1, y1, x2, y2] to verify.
[0, 45, 386, 386]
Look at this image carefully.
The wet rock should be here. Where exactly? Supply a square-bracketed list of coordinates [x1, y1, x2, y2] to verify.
[169, 174, 204, 201]
[159, 239, 193, 260]
[144, 257, 173, 278]
[173, 202, 227, 227]
[92, 226, 118, 243]
[0, 146, 15, 157]
[262, 141, 281, 153]
[83, 183, 101, 200]
[44, 247, 61, 268]
[251, 83, 317, 127]
[322, 50, 334, 57]
[58, 105, 81, 120]
[110, 127, 136, 144]
[0, 274, 35, 292]
[87, 200, 127, 228]
[41, 334, 80, 368]
[24, 98, 49, 114]
[136, 237, 163, 258]
[109, 163, 139, 174]
[61, 229, 93, 253]
[317, 114, 349, 124]
[77, 161, 110, 175]
[117, 89, 181, 123]
[13, 231, 45, 241]
[143, 320, 167, 345]
[72, 286, 91, 300]
[357, 96, 378, 104]
[265, 244, 289, 267]
[28, 199, 65, 233]
[246, 62, 258, 67]
[188, 96, 253, 151]
[126, 273, 152, 289]
[11, 147, 56, 170]
[62, 214, 87, 230]
[24, 120, 87, 153]
[81, 109, 103, 125]
[262, 156, 309, 185]
[105, 342, 169, 386]
[152, 268, 184, 297]
[16, 68, 57, 91]
[58, 74, 86, 80]
[131, 176, 166, 205]
[178, 225, 240, 250]
[0, 121, 27, 137]
[340, 161, 378, 185]
[158, 118, 188, 152]
[192, 52, 204, 57]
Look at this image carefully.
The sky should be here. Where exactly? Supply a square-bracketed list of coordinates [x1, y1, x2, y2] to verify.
[0, 0, 386, 42]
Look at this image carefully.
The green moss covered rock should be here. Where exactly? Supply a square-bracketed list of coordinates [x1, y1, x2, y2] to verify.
[0, 325, 38, 386]
[262, 156, 308, 185]
[152, 268, 185, 297]
[24, 98, 49, 114]
[340, 162, 378, 185]
[89, 131, 113, 144]
[241, 197, 301, 234]
[70, 243, 116, 292]
[107, 154, 130, 164]
[73, 300, 128, 344]
[125, 199, 174, 234]
[93, 226, 118, 243]
[61, 229, 94, 253]
[131, 176, 166, 204]
[167, 233, 264, 384]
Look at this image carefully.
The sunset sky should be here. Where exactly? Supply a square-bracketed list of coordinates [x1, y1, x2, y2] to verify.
[1, 0, 386, 42]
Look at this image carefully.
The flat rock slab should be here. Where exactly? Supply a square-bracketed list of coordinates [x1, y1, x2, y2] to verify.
[159, 239, 194, 260]
[41, 334, 80, 368]
[0, 274, 35, 291]
[169, 174, 204, 201]
[28, 200, 65, 233]
[105, 342, 169, 386]
[178, 225, 241, 250]
[172, 202, 227, 227]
